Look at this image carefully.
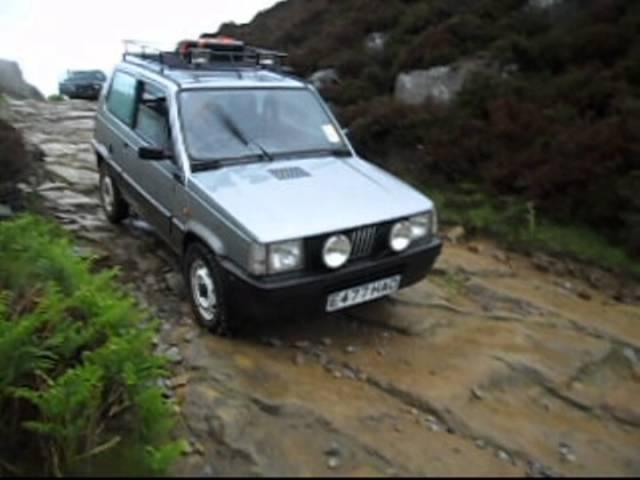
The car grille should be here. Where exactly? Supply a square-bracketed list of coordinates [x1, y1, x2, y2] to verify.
[349, 225, 377, 259]
[305, 221, 395, 272]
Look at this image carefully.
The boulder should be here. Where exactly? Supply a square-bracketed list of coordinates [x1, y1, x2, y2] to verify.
[0, 59, 44, 101]
[394, 59, 487, 105]
[0, 204, 13, 220]
[308, 69, 340, 90]
[365, 32, 387, 54]
[528, 0, 563, 8]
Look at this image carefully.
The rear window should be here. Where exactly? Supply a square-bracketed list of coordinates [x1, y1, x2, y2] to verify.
[106, 71, 137, 126]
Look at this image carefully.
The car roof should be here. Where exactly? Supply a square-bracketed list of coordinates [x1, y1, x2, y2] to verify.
[119, 57, 307, 90]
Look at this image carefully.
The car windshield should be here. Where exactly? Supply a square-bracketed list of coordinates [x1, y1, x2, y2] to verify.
[179, 88, 349, 164]
[69, 71, 105, 81]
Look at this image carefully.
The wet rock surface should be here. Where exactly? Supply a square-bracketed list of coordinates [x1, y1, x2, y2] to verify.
[5, 98, 640, 477]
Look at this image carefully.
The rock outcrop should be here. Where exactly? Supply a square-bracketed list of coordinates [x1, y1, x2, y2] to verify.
[365, 32, 387, 54]
[528, 0, 563, 8]
[0, 59, 44, 101]
[308, 68, 340, 90]
[394, 58, 488, 105]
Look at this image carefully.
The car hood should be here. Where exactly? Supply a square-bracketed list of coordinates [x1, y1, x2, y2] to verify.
[190, 156, 434, 243]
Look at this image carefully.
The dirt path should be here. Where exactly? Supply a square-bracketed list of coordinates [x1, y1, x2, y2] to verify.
[5, 98, 640, 477]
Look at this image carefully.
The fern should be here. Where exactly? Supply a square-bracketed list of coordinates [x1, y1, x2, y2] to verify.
[0, 215, 181, 476]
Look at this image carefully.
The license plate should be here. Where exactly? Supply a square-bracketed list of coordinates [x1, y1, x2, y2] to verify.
[326, 275, 401, 312]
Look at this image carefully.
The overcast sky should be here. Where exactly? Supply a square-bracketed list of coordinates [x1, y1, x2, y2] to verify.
[0, 0, 278, 95]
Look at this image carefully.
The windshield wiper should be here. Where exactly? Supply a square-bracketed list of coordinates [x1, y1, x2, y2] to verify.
[214, 107, 275, 162]
[191, 159, 222, 172]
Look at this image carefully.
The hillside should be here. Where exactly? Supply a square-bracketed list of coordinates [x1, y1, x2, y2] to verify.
[218, 0, 640, 262]
[0, 59, 44, 101]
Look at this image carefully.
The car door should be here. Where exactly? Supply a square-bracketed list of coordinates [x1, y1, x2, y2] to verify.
[101, 70, 138, 190]
[122, 79, 182, 244]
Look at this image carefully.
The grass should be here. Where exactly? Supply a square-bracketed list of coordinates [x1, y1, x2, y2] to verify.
[424, 182, 640, 279]
[47, 94, 65, 102]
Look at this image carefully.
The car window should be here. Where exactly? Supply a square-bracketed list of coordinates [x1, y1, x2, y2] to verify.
[134, 82, 170, 150]
[106, 71, 137, 126]
[179, 88, 348, 162]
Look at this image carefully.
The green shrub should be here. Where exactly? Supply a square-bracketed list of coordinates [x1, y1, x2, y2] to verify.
[0, 215, 184, 476]
[47, 94, 65, 102]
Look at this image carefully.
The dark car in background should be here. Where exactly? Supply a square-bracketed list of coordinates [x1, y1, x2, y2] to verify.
[58, 70, 107, 100]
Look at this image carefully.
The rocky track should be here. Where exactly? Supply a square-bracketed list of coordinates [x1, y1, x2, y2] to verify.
[4, 98, 640, 477]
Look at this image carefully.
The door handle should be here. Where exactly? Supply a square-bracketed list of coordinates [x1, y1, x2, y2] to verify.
[123, 142, 130, 150]
[107, 144, 113, 154]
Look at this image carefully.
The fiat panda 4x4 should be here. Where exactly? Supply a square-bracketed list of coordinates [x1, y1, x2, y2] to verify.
[92, 36, 443, 334]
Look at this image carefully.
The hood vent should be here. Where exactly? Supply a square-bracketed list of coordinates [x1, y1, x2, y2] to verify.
[268, 166, 311, 180]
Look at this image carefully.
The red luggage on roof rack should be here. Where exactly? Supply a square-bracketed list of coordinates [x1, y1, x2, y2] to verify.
[177, 36, 245, 57]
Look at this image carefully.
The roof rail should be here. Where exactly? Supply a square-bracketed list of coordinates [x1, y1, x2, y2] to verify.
[121, 37, 290, 75]
[122, 40, 169, 74]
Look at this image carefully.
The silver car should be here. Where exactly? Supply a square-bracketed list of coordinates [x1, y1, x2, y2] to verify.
[92, 37, 442, 334]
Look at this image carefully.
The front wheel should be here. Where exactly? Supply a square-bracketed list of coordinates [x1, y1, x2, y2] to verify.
[184, 242, 234, 336]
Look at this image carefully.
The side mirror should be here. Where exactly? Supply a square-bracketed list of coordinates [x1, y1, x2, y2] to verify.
[342, 128, 350, 137]
[138, 146, 172, 161]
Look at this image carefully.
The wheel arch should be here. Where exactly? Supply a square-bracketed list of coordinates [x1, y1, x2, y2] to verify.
[182, 225, 226, 259]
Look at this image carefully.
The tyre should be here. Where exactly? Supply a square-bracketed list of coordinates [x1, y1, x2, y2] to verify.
[99, 162, 129, 224]
[184, 242, 235, 335]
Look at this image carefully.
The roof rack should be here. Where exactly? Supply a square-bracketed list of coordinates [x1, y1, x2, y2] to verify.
[122, 36, 290, 75]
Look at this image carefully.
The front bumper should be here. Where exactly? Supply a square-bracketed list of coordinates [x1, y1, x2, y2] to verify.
[219, 238, 443, 320]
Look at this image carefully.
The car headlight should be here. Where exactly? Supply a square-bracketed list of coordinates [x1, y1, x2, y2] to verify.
[248, 240, 304, 275]
[323, 234, 352, 269]
[389, 221, 413, 252]
[409, 210, 438, 239]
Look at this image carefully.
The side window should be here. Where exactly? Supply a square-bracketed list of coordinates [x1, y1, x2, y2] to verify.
[134, 82, 170, 151]
[106, 71, 137, 126]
